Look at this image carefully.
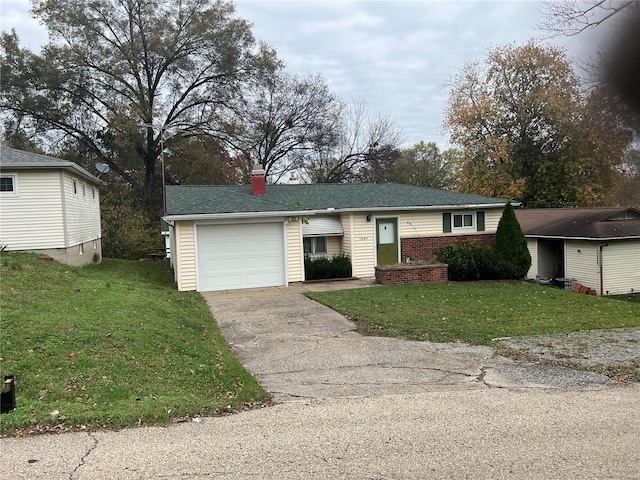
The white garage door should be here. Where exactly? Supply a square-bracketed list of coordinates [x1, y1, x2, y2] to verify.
[197, 222, 285, 292]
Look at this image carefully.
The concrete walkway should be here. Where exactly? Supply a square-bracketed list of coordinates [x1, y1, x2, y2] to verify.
[203, 281, 615, 402]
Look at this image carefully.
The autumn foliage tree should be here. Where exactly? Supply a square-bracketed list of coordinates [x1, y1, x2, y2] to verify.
[492, 202, 531, 279]
[443, 41, 631, 207]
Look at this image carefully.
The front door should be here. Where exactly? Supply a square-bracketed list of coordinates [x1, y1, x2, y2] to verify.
[376, 218, 399, 266]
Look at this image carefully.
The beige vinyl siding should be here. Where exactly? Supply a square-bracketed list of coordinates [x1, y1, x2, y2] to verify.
[350, 213, 376, 278]
[340, 212, 354, 260]
[399, 212, 442, 237]
[483, 208, 503, 231]
[62, 172, 101, 246]
[175, 220, 196, 291]
[565, 241, 600, 292]
[526, 239, 538, 279]
[400, 208, 503, 237]
[602, 240, 640, 295]
[327, 236, 342, 257]
[286, 218, 304, 283]
[0, 170, 65, 250]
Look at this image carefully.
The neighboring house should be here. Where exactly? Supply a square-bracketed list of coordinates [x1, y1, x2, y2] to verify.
[515, 207, 640, 296]
[0, 146, 105, 266]
[163, 165, 512, 292]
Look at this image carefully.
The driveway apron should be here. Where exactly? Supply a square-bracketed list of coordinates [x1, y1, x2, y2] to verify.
[202, 284, 614, 402]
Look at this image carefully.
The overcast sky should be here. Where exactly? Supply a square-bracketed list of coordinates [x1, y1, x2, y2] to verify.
[2, 0, 608, 147]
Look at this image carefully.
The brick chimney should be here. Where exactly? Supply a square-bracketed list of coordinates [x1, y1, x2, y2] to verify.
[251, 164, 266, 196]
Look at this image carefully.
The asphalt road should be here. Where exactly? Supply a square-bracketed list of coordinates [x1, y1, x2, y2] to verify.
[3, 387, 639, 479]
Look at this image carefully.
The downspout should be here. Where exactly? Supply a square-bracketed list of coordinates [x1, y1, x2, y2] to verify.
[599, 241, 609, 296]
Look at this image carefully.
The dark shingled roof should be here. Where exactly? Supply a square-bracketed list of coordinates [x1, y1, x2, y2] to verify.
[515, 208, 640, 239]
[0, 146, 105, 185]
[165, 183, 509, 216]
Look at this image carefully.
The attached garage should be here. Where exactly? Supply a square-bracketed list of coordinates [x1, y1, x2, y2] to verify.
[196, 222, 286, 292]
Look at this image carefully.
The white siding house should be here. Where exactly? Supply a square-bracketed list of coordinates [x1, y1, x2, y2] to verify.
[516, 208, 640, 296]
[0, 147, 105, 266]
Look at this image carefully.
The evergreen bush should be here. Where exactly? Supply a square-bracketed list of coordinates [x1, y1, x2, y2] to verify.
[436, 242, 497, 281]
[492, 202, 531, 279]
[305, 254, 352, 280]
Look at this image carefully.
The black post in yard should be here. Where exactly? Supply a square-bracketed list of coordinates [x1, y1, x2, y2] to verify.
[1, 375, 16, 413]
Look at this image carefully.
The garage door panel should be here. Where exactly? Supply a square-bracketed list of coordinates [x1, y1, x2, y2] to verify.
[197, 222, 285, 292]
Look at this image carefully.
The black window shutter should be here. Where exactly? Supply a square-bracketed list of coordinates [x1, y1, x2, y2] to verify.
[477, 211, 485, 231]
[443, 213, 452, 233]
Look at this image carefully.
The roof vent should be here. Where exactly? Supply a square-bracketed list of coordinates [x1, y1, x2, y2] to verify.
[251, 164, 266, 196]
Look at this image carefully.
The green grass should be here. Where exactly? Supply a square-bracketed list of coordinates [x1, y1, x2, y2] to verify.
[307, 282, 640, 345]
[0, 253, 268, 436]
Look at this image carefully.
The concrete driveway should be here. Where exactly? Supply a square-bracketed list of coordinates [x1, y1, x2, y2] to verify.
[202, 281, 615, 402]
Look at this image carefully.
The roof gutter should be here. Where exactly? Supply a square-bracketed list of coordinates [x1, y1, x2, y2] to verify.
[6, 164, 107, 186]
[162, 211, 307, 222]
[524, 234, 640, 241]
[306, 203, 512, 215]
[163, 202, 513, 221]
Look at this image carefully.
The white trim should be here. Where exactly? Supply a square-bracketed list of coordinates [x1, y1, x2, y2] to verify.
[452, 212, 476, 233]
[162, 203, 512, 222]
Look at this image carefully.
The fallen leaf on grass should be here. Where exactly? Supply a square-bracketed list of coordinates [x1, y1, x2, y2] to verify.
[66, 352, 77, 360]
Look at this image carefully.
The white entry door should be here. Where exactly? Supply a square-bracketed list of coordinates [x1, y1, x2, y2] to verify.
[196, 222, 285, 292]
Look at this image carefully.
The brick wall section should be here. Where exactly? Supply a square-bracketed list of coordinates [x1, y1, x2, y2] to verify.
[401, 234, 496, 262]
[375, 264, 448, 285]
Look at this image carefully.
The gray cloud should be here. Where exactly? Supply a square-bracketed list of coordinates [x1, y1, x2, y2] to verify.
[4, 0, 609, 148]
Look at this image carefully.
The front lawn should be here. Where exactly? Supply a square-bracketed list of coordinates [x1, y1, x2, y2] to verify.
[0, 253, 268, 436]
[307, 282, 640, 345]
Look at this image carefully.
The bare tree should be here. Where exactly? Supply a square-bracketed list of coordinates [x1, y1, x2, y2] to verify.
[217, 70, 343, 182]
[303, 102, 402, 183]
[538, 0, 637, 37]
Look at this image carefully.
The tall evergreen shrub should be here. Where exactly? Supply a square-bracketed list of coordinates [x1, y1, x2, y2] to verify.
[492, 202, 531, 279]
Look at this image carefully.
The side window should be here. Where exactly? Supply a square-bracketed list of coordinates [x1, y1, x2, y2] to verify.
[303, 237, 328, 257]
[73, 179, 78, 194]
[0, 175, 17, 195]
